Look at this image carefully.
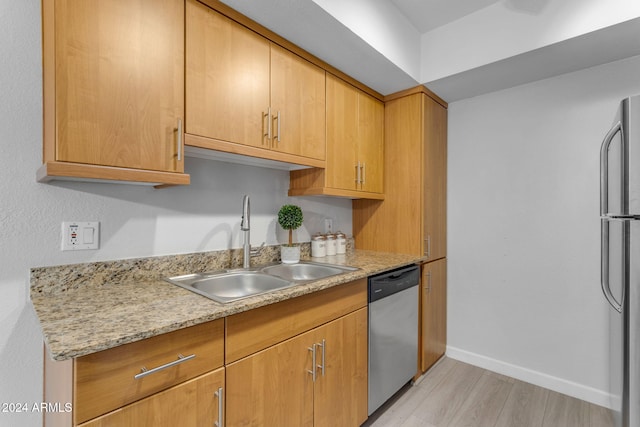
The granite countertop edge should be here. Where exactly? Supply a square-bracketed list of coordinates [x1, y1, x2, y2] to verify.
[31, 250, 427, 361]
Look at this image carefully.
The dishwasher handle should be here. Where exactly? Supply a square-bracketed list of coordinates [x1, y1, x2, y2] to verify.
[385, 265, 420, 280]
[368, 265, 419, 303]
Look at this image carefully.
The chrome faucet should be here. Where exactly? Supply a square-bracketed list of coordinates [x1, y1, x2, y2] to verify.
[241, 195, 251, 268]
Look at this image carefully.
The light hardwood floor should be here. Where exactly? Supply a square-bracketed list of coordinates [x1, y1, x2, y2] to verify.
[363, 357, 614, 427]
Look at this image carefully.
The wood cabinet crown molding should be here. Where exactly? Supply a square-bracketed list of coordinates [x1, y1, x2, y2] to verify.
[383, 85, 448, 109]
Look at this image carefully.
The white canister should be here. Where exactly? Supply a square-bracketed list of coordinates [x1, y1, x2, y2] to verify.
[311, 233, 327, 258]
[335, 231, 346, 254]
[325, 233, 337, 256]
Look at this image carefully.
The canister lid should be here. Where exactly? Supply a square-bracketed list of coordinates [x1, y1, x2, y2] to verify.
[312, 232, 326, 241]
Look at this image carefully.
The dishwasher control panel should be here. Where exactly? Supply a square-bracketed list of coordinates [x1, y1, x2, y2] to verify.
[368, 265, 419, 302]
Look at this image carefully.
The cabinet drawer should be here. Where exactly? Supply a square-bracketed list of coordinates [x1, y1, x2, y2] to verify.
[226, 279, 367, 363]
[74, 319, 223, 424]
[77, 368, 225, 427]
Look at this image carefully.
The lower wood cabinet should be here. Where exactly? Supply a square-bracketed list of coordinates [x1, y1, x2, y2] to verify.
[44, 319, 224, 426]
[44, 280, 368, 427]
[312, 308, 368, 427]
[78, 368, 224, 427]
[421, 259, 447, 372]
[226, 308, 368, 427]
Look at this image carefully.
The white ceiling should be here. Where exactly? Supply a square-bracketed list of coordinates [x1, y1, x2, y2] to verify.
[390, 0, 500, 33]
[220, 0, 640, 101]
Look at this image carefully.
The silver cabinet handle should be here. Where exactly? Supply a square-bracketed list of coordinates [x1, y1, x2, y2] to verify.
[425, 235, 431, 258]
[134, 353, 195, 379]
[274, 110, 281, 145]
[425, 271, 432, 293]
[214, 387, 224, 427]
[361, 163, 366, 185]
[307, 344, 317, 382]
[601, 219, 623, 313]
[316, 339, 326, 377]
[600, 120, 622, 216]
[355, 161, 361, 184]
[263, 108, 272, 145]
[177, 118, 183, 161]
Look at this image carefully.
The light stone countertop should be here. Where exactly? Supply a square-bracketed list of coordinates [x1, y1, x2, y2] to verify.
[31, 249, 425, 361]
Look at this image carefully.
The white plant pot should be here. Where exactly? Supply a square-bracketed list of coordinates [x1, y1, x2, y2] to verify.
[280, 245, 300, 264]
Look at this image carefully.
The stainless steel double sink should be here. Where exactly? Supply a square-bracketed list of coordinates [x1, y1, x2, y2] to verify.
[165, 261, 359, 304]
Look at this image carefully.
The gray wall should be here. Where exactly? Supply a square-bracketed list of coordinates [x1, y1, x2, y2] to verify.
[447, 53, 640, 406]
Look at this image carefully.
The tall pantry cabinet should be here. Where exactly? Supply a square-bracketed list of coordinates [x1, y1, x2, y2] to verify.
[353, 85, 447, 373]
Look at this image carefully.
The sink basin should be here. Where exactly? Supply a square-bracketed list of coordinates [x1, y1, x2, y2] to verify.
[165, 261, 359, 304]
[165, 271, 293, 304]
[260, 261, 358, 283]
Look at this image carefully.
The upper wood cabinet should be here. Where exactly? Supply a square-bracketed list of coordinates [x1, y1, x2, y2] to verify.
[353, 87, 447, 257]
[185, 0, 326, 167]
[289, 74, 384, 200]
[185, 0, 269, 150]
[39, 0, 190, 186]
[356, 87, 385, 194]
[270, 44, 326, 161]
[423, 96, 447, 261]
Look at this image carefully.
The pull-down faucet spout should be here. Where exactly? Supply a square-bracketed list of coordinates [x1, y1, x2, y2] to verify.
[241, 195, 251, 268]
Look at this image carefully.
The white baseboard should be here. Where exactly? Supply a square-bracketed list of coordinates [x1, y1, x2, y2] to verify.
[446, 346, 614, 409]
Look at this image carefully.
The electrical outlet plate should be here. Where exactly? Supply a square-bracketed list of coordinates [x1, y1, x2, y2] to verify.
[62, 221, 100, 251]
[324, 218, 333, 233]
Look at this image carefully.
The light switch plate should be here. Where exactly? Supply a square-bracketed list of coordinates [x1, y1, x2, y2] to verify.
[62, 221, 99, 251]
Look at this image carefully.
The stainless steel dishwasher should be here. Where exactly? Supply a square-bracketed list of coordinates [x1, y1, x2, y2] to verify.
[368, 264, 420, 415]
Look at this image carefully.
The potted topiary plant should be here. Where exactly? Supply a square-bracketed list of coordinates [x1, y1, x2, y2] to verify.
[277, 204, 303, 264]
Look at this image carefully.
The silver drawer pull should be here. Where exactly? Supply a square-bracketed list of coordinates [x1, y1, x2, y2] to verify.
[307, 345, 317, 382]
[317, 339, 326, 377]
[134, 353, 196, 380]
[214, 386, 224, 427]
[177, 118, 183, 161]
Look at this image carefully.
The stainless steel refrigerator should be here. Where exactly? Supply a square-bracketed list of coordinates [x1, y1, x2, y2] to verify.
[600, 95, 640, 427]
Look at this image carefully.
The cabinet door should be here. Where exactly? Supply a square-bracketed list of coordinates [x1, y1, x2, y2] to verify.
[79, 368, 224, 427]
[423, 95, 448, 260]
[421, 259, 447, 372]
[313, 308, 368, 427]
[353, 93, 423, 253]
[226, 331, 314, 427]
[271, 44, 326, 160]
[186, 0, 270, 148]
[325, 74, 359, 191]
[54, 0, 184, 172]
[358, 92, 384, 193]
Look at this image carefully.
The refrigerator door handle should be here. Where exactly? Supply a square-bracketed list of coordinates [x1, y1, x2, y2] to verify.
[600, 120, 623, 216]
[601, 218, 623, 313]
